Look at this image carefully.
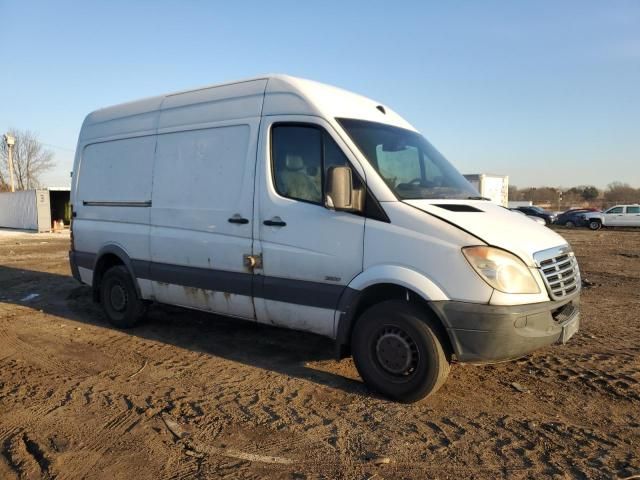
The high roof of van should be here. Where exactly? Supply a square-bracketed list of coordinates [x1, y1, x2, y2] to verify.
[79, 75, 416, 142]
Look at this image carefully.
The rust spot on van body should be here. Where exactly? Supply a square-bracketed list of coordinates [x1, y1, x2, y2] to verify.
[183, 286, 199, 298]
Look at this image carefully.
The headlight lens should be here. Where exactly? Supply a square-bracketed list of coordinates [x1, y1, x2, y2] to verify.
[462, 246, 540, 294]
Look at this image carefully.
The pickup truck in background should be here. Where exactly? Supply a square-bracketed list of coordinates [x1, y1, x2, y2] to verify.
[582, 205, 640, 230]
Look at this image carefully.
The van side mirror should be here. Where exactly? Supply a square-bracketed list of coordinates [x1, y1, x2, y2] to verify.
[325, 166, 361, 212]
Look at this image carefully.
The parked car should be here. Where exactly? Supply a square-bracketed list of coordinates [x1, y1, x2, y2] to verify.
[69, 74, 581, 402]
[555, 208, 598, 228]
[528, 215, 547, 226]
[582, 205, 640, 230]
[513, 206, 557, 224]
[510, 209, 547, 226]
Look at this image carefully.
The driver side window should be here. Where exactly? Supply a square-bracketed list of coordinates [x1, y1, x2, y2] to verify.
[271, 124, 362, 206]
[272, 126, 323, 204]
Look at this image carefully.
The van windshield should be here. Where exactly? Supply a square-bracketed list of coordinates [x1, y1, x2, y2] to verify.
[338, 118, 479, 200]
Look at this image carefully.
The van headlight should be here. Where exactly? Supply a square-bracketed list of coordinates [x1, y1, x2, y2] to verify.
[462, 246, 540, 294]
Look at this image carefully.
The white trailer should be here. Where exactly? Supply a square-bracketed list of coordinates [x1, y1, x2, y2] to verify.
[508, 200, 533, 208]
[0, 188, 71, 232]
[0, 190, 52, 232]
[463, 174, 509, 207]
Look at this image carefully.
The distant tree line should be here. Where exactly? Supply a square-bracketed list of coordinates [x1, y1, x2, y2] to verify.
[509, 182, 640, 209]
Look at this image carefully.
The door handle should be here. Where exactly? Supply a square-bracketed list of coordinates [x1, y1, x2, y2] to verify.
[263, 217, 286, 227]
[228, 215, 249, 224]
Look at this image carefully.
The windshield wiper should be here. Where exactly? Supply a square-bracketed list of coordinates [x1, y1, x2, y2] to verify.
[466, 196, 491, 201]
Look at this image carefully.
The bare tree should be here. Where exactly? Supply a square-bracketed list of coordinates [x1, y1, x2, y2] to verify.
[517, 186, 559, 204]
[604, 181, 639, 203]
[508, 185, 524, 201]
[0, 129, 55, 191]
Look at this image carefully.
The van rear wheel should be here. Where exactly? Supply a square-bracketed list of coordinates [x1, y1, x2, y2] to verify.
[100, 265, 145, 328]
[351, 300, 450, 402]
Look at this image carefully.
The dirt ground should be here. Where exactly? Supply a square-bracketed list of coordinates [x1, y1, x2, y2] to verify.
[0, 227, 638, 480]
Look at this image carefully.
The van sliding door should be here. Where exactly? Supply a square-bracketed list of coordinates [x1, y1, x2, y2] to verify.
[148, 120, 260, 319]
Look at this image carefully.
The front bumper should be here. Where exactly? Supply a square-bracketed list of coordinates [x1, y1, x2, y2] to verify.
[431, 295, 580, 363]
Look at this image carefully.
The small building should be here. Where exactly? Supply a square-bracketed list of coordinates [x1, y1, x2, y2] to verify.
[0, 188, 71, 232]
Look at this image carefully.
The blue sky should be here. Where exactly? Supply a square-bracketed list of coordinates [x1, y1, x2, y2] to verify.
[1, 0, 638, 189]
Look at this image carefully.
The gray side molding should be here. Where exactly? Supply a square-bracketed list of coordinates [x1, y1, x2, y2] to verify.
[334, 287, 362, 359]
[68, 251, 82, 282]
[92, 245, 145, 299]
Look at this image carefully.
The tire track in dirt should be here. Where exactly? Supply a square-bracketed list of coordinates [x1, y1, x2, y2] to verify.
[1, 432, 53, 480]
[525, 350, 640, 402]
[0, 327, 166, 480]
[0, 327, 92, 380]
[54, 403, 144, 480]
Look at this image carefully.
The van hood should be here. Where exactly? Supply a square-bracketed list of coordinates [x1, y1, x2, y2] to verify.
[404, 199, 568, 266]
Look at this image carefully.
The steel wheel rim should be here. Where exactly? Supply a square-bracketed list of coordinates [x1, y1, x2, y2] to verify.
[374, 326, 419, 376]
[109, 282, 128, 312]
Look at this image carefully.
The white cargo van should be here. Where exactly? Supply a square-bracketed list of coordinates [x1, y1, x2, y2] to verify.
[70, 75, 581, 401]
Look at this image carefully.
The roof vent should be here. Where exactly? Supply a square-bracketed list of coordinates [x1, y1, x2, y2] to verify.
[433, 204, 483, 212]
[376, 105, 386, 114]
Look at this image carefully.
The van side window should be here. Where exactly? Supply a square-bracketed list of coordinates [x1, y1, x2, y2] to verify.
[627, 206, 640, 214]
[272, 126, 322, 204]
[272, 125, 362, 206]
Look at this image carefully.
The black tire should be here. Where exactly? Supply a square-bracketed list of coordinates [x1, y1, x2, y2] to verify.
[351, 300, 450, 402]
[99, 265, 145, 328]
[588, 219, 602, 231]
[564, 221, 575, 228]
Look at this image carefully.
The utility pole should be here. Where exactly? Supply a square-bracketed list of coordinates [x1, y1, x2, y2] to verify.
[557, 189, 563, 212]
[3, 134, 16, 192]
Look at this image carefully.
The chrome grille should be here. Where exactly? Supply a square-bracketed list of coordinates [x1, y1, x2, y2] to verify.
[533, 246, 581, 300]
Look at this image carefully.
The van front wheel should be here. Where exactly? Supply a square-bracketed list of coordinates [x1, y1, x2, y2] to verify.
[351, 300, 450, 402]
[100, 265, 145, 329]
